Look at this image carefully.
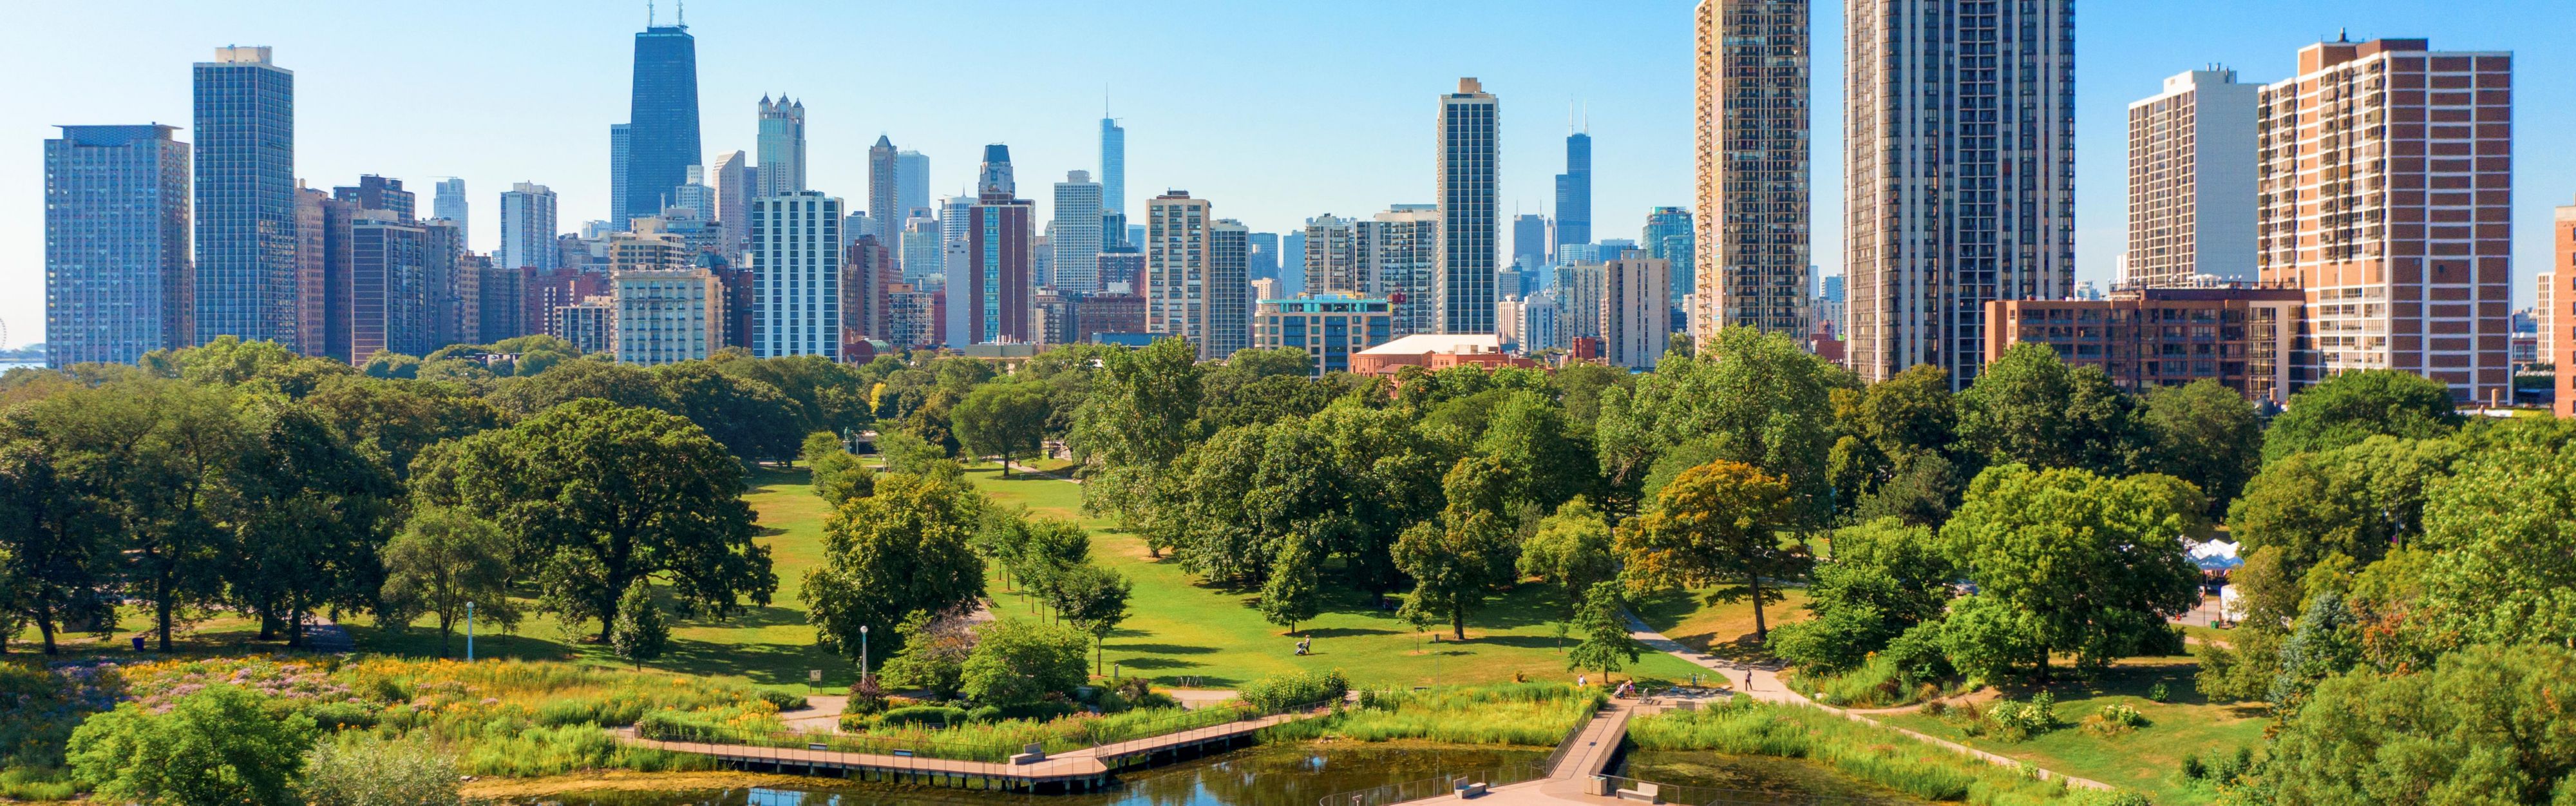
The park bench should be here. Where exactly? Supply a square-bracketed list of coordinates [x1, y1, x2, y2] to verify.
[1615, 782, 1661, 803]
[1454, 780, 1488, 798]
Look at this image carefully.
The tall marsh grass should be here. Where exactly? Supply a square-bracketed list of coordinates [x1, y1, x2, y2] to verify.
[1629, 699, 2114, 805]
[1266, 684, 1602, 746]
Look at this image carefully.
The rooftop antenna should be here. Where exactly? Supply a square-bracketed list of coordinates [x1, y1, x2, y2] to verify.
[647, 1, 655, 27]
[676, 0, 685, 26]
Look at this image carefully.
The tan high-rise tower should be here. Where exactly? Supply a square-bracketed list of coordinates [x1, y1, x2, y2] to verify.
[2255, 38, 2512, 403]
[1692, 0, 1810, 343]
[2126, 69, 2259, 287]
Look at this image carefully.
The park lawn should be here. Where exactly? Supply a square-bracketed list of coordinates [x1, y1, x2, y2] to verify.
[1875, 656, 2269, 805]
[964, 465, 1710, 689]
[1631, 585, 1812, 662]
[8, 607, 274, 656]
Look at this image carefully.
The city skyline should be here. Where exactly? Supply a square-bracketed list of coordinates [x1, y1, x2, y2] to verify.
[6, 1, 2576, 348]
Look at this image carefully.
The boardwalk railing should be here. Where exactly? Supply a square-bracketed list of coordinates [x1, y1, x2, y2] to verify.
[1592, 774, 1917, 806]
[1534, 698, 1600, 776]
[638, 696, 1345, 765]
[1314, 765, 1550, 806]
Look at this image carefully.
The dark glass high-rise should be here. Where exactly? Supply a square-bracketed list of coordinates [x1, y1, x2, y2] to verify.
[621, 23, 701, 228]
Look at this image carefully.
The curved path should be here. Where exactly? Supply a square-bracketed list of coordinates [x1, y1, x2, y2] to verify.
[1620, 613, 2110, 792]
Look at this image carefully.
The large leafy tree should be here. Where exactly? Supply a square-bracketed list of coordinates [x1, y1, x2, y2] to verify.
[1765, 517, 1956, 674]
[2261, 369, 2461, 464]
[802, 471, 987, 660]
[1518, 497, 1619, 616]
[1472, 391, 1595, 524]
[2140, 378, 2264, 513]
[2251, 644, 2576, 805]
[1954, 343, 2148, 475]
[1938, 464, 2201, 678]
[1072, 338, 1204, 528]
[961, 619, 1090, 707]
[1617, 459, 1808, 641]
[1394, 456, 1525, 639]
[1258, 536, 1324, 636]
[652, 361, 804, 465]
[1307, 401, 1446, 595]
[2410, 430, 2576, 649]
[1052, 563, 1133, 673]
[0, 436, 117, 654]
[379, 507, 520, 657]
[1616, 327, 1837, 526]
[426, 399, 772, 639]
[489, 356, 673, 416]
[804, 430, 875, 506]
[66, 684, 317, 806]
[952, 379, 1054, 476]
[222, 397, 399, 648]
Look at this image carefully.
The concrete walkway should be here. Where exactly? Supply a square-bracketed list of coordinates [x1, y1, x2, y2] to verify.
[1620, 613, 2111, 792]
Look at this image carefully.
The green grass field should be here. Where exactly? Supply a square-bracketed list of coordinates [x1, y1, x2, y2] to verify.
[1631, 585, 1812, 663]
[1875, 656, 2268, 804]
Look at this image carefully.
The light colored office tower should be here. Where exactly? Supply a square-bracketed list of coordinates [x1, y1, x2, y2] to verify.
[1693, 0, 1810, 343]
[2257, 37, 2513, 403]
[673, 166, 717, 224]
[1256, 294, 1392, 376]
[749, 191, 842, 358]
[294, 185, 337, 358]
[2128, 68, 2259, 286]
[2541, 270, 2559, 374]
[45, 124, 192, 367]
[1100, 116, 1126, 215]
[1302, 214, 1361, 295]
[896, 151, 929, 220]
[708, 150, 751, 257]
[840, 212, 873, 247]
[1437, 77, 1499, 334]
[902, 215, 942, 284]
[613, 265, 722, 366]
[1845, 0, 2073, 387]
[1206, 219, 1252, 358]
[1052, 171, 1104, 293]
[554, 295, 616, 355]
[1145, 191, 1211, 354]
[754, 95, 806, 198]
[193, 46, 299, 349]
[1605, 252, 1674, 370]
[1520, 287, 1565, 352]
[433, 178, 468, 247]
[976, 144, 1016, 198]
[606, 216, 690, 274]
[1496, 296, 1526, 350]
[1359, 204, 1441, 338]
[867, 135, 898, 239]
[1557, 262, 1606, 342]
[940, 193, 976, 347]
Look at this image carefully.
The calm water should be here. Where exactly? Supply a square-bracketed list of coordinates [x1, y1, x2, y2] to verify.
[525, 743, 1543, 806]
[1615, 749, 1935, 805]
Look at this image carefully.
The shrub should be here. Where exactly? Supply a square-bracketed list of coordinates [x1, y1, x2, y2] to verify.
[845, 676, 889, 716]
[1238, 669, 1349, 711]
[1982, 695, 2060, 742]
[959, 619, 1088, 707]
[753, 687, 809, 711]
[879, 705, 971, 727]
[2081, 704, 2146, 736]
[301, 734, 462, 806]
[2146, 682, 2169, 703]
[66, 685, 318, 806]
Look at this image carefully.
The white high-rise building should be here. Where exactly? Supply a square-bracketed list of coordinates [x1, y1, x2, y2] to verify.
[749, 191, 841, 358]
[1052, 171, 1104, 294]
[1146, 191, 1211, 354]
[614, 267, 723, 366]
[1846, 0, 2075, 387]
[896, 151, 931, 220]
[1359, 204, 1441, 338]
[754, 95, 807, 199]
[1302, 214, 1361, 295]
[1436, 77, 1499, 334]
[1557, 262, 1605, 342]
[500, 182, 559, 271]
[1604, 252, 1673, 370]
[433, 178, 468, 247]
[2128, 68, 2259, 286]
[940, 193, 975, 347]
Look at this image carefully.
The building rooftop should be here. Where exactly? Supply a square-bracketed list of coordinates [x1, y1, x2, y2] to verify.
[1358, 333, 1504, 356]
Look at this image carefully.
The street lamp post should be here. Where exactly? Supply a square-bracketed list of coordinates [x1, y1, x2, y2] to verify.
[466, 601, 475, 662]
[860, 624, 870, 683]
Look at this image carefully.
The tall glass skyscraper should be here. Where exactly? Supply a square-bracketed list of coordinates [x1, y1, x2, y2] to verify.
[621, 21, 702, 229]
[896, 150, 931, 219]
[501, 182, 559, 271]
[1554, 131, 1591, 249]
[1436, 78, 1499, 334]
[193, 46, 298, 350]
[754, 95, 806, 198]
[1099, 117, 1126, 216]
[609, 124, 631, 227]
[867, 135, 898, 238]
[1051, 171, 1103, 294]
[433, 178, 468, 243]
[46, 124, 192, 367]
[1643, 206, 1695, 305]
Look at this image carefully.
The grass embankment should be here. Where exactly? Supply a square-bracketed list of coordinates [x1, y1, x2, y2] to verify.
[1631, 586, 1812, 664]
[1629, 700, 2118, 805]
[968, 466, 1711, 689]
[1875, 657, 2266, 805]
[643, 701, 1253, 763]
[1264, 683, 1604, 746]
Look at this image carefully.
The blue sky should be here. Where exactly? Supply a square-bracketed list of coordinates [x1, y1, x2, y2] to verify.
[6, 0, 2571, 348]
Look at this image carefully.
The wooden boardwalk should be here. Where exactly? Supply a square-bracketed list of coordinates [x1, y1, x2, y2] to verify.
[621, 710, 1311, 792]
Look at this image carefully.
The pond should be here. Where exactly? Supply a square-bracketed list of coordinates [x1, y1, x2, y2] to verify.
[1614, 749, 1937, 805]
[522, 742, 1544, 806]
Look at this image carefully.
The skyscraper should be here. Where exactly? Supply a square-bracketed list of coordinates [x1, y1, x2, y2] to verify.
[334, 175, 414, 222]
[1146, 192, 1211, 354]
[1099, 116, 1126, 216]
[349, 210, 429, 360]
[1604, 251, 1674, 370]
[901, 215, 942, 285]
[294, 184, 337, 356]
[1555, 129, 1591, 249]
[433, 178, 468, 245]
[621, 18, 703, 228]
[1280, 231, 1307, 296]
[672, 165, 717, 224]
[46, 124, 192, 367]
[1361, 204, 1441, 338]
[754, 95, 807, 199]
[1694, 0, 1809, 342]
[1846, 0, 2073, 387]
[976, 144, 1016, 198]
[867, 135, 898, 239]
[500, 182, 558, 271]
[896, 150, 931, 221]
[750, 191, 842, 358]
[940, 193, 976, 347]
[709, 149, 751, 256]
[1206, 219, 1253, 358]
[965, 173, 1035, 345]
[1248, 232, 1281, 282]
[1437, 78, 1499, 334]
[1303, 214, 1360, 295]
[1511, 214, 1550, 273]
[609, 124, 630, 228]
[1643, 206, 1695, 305]
[193, 46, 298, 350]
[1052, 171, 1104, 294]
[2257, 37, 2512, 403]
[842, 235, 895, 348]
[2128, 68, 2258, 287]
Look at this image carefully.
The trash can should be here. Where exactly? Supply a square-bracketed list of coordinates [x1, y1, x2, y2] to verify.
[131, 636, 145, 652]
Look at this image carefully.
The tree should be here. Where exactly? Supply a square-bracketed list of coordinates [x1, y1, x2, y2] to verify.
[1394, 457, 1528, 639]
[881, 608, 978, 700]
[802, 471, 987, 662]
[1518, 497, 1619, 616]
[2261, 369, 2461, 464]
[960, 619, 1089, 707]
[222, 396, 399, 648]
[2140, 379, 2264, 513]
[1616, 327, 1838, 525]
[1567, 581, 1645, 682]
[1765, 517, 1956, 674]
[1306, 401, 1444, 595]
[1854, 365, 1956, 462]
[1014, 517, 1092, 608]
[1072, 338, 1204, 527]
[1617, 460, 1808, 642]
[804, 430, 875, 506]
[1259, 537, 1324, 635]
[1938, 465, 2201, 679]
[1052, 563, 1133, 674]
[2253, 644, 2576, 805]
[426, 399, 773, 640]
[953, 380, 1054, 476]
[609, 579, 668, 670]
[652, 361, 804, 465]
[2411, 432, 2576, 648]
[875, 429, 955, 479]
[66, 684, 318, 806]
[379, 507, 520, 658]
[1955, 343, 2147, 475]
[0, 436, 116, 654]
[490, 356, 673, 416]
[1472, 391, 1594, 524]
